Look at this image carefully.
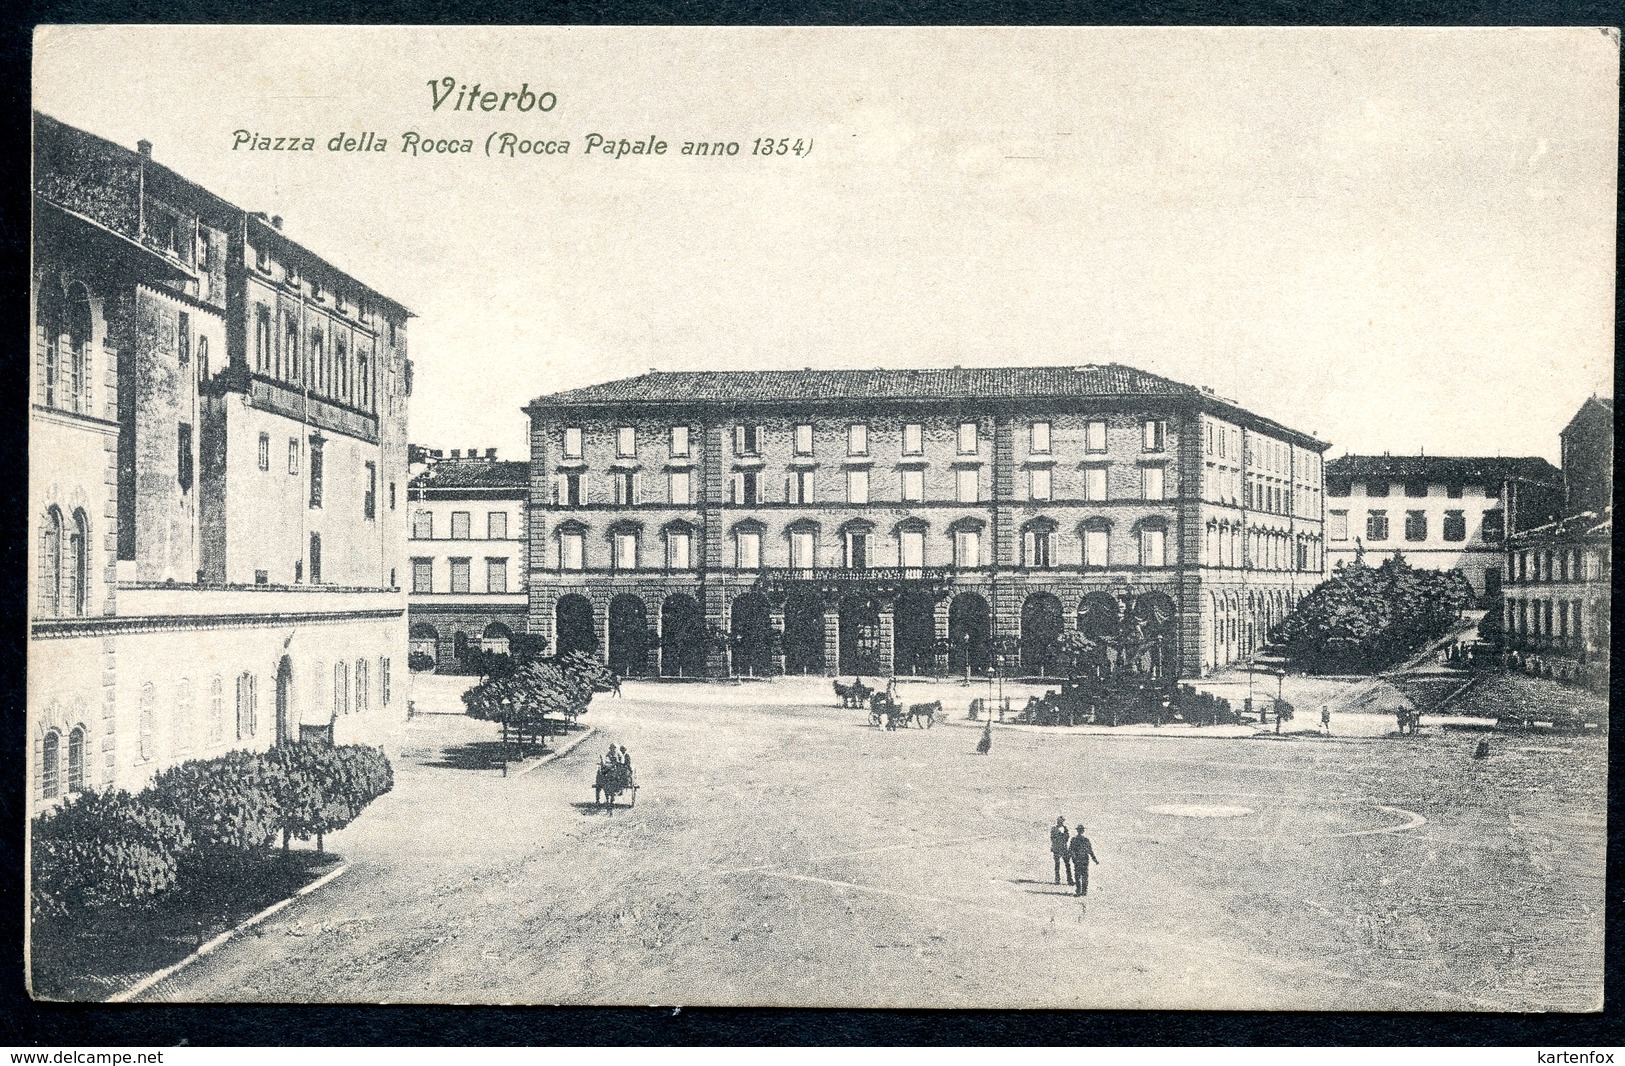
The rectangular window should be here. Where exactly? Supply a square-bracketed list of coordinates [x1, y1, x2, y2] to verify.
[1204, 423, 1214, 455]
[451, 511, 471, 539]
[390, 482, 397, 511]
[1083, 528, 1108, 567]
[1482, 509, 1504, 542]
[958, 422, 978, 455]
[1085, 421, 1107, 453]
[670, 426, 689, 457]
[614, 470, 636, 506]
[486, 558, 507, 593]
[1404, 510, 1427, 541]
[736, 531, 761, 570]
[901, 469, 924, 502]
[308, 439, 324, 508]
[616, 426, 636, 458]
[381, 658, 391, 707]
[449, 558, 471, 594]
[790, 531, 816, 570]
[667, 532, 692, 570]
[488, 511, 508, 539]
[902, 423, 923, 455]
[1329, 510, 1349, 541]
[1442, 510, 1466, 542]
[740, 470, 761, 504]
[956, 468, 978, 503]
[848, 423, 867, 456]
[177, 312, 190, 366]
[563, 427, 583, 459]
[787, 469, 814, 504]
[560, 533, 585, 570]
[669, 470, 692, 505]
[411, 558, 432, 593]
[1366, 510, 1389, 542]
[288, 438, 299, 475]
[363, 462, 376, 519]
[954, 530, 980, 569]
[736, 424, 760, 457]
[177, 423, 193, 491]
[1030, 421, 1051, 454]
[795, 424, 814, 455]
[1029, 468, 1052, 500]
[847, 469, 869, 504]
[254, 307, 272, 372]
[563, 473, 582, 507]
[846, 532, 868, 569]
[1083, 466, 1107, 502]
[900, 530, 925, 570]
[1142, 420, 1166, 452]
[258, 432, 270, 471]
[614, 532, 637, 570]
[1140, 527, 1167, 567]
[1367, 481, 1390, 497]
[1142, 465, 1165, 501]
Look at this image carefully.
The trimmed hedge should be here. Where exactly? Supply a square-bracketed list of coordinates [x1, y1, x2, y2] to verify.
[31, 743, 393, 924]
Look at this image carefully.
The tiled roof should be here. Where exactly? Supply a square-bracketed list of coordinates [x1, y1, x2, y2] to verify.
[1326, 454, 1560, 485]
[409, 460, 529, 492]
[1507, 506, 1612, 545]
[529, 364, 1202, 406]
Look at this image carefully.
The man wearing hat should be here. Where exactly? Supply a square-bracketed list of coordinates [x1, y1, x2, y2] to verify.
[1049, 816, 1073, 886]
[1068, 825, 1100, 897]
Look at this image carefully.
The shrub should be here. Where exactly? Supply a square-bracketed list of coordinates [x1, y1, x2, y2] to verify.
[260, 743, 395, 850]
[150, 750, 283, 903]
[408, 651, 436, 672]
[30, 790, 191, 922]
[1271, 554, 1474, 673]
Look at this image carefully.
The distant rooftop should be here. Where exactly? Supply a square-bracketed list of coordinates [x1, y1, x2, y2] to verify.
[1326, 454, 1560, 486]
[526, 365, 1327, 449]
[408, 459, 528, 492]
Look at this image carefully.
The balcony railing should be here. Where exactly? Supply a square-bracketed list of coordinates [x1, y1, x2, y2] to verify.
[753, 565, 956, 598]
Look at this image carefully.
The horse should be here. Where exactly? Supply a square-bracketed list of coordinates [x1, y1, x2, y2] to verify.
[835, 678, 874, 708]
[907, 700, 942, 729]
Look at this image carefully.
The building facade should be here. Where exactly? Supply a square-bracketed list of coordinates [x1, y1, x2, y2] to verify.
[30, 113, 413, 813]
[406, 449, 530, 671]
[523, 367, 1329, 681]
[1502, 396, 1613, 691]
[1323, 455, 1561, 603]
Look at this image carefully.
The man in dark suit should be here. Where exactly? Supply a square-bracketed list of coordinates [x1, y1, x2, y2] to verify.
[1067, 826, 1100, 897]
[1050, 816, 1073, 885]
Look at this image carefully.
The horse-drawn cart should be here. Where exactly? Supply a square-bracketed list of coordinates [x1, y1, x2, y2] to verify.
[593, 758, 638, 810]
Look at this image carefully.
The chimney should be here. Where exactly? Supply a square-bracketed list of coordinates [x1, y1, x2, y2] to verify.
[137, 139, 152, 159]
[468, 447, 478, 458]
[485, 448, 497, 459]
[270, 215, 283, 230]
[430, 449, 443, 460]
[450, 449, 462, 459]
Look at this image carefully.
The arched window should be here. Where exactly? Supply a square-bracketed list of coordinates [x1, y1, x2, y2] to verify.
[333, 660, 349, 717]
[1021, 519, 1057, 569]
[65, 509, 88, 616]
[174, 679, 194, 757]
[41, 730, 61, 799]
[196, 334, 210, 382]
[236, 672, 257, 739]
[38, 507, 62, 616]
[210, 675, 225, 742]
[139, 683, 156, 761]
[65, 282, 92, 414]
[37, 278, 63, 409]
[67, 726, 85, 793]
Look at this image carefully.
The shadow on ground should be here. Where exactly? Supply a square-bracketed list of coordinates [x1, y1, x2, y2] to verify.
[423, 741, 552, 772]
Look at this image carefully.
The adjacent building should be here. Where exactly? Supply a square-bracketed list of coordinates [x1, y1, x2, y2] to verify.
[406, 449, 530, 671]
[1502, 396, 1613, 691]
[30, 112, 414, 812]
[523, 366, 1330, 681]
[1323, 455, 1562, 603]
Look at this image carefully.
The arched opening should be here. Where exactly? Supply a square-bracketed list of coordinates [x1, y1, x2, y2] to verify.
[41, 730, 60, 800]
[1078, 592, 1122, 674]
[893, 590, 937, 676]
[555, 594, 598, 658]
[660, 594, 706, 677]
[608, 594, 651, 677]
[1130, 591, 1179, 679]
[275, 656, 293, 745]
[783, 593, 826, 675]
[839, 595, 883, 677]
[730, 593, 774, 677]
[409, 622, 439, 669]
[481, 622, 513, 655]
[948, 592, 991, 676]
[67, 726, 85, 793]
[66, 509, 88, 616]
[1020, 592, 1065, 675]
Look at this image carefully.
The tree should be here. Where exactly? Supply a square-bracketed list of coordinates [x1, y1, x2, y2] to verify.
[1271, 555, 1475, 673]
[31, 790, 191, 922]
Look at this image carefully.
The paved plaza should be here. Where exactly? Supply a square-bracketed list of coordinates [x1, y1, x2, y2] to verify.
[141, 677, 1604, 1010]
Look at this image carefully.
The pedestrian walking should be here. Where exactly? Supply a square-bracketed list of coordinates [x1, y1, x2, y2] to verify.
[1320, 704, 1331, 734]
[1050, 816, 1074, 885]
[976, 721, 992, 755]
[1067, 827, 1099, 897]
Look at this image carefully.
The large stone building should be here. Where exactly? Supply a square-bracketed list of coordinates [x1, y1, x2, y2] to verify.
[30, 112, 413, 813]
[1502, 396, 1613, 691]
[406, 449, 530, 671]
[523, 366, 1329, 681]
[1323, 455, 1561, 603]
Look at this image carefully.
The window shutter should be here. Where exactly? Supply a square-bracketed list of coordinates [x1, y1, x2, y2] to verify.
[730, 473, 741, 504]
[734, 425, 744, 456]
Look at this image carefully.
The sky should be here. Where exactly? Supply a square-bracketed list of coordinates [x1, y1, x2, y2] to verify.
[33, 26, 1618, 464]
